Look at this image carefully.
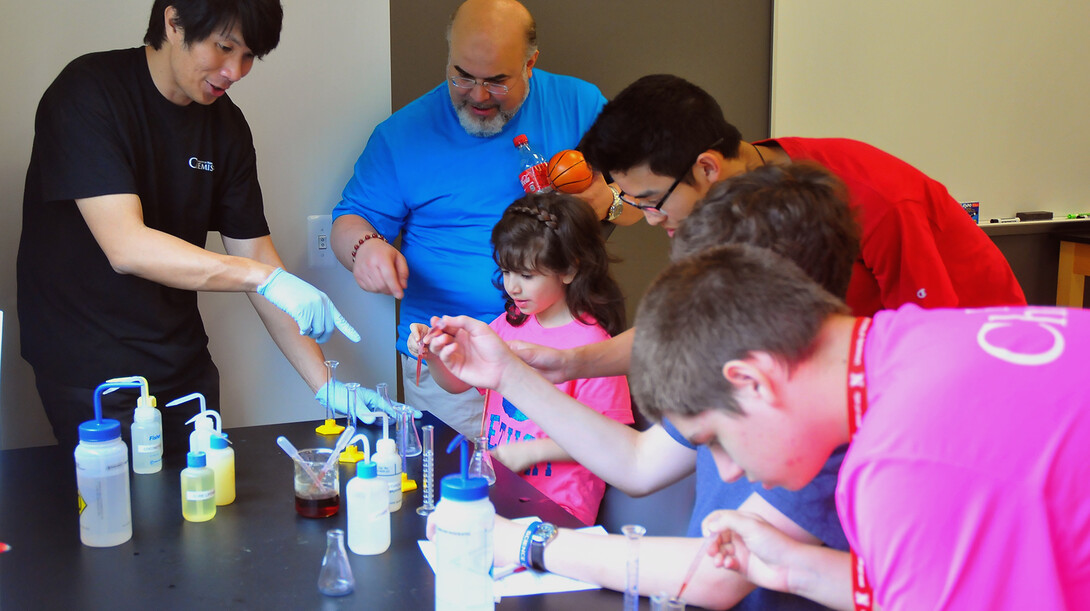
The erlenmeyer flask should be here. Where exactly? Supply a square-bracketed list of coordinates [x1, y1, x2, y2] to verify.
[467, 435, 496, 485]
[397, 404, 422, 458]
[317, 528, 355, 596]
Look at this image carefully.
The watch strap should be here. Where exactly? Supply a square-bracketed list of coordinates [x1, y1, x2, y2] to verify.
[519, 521, 542, 569]
[529, 522, 557, 572]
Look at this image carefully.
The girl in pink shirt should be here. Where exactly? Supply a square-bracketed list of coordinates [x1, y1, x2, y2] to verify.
[410, 192, 632, 525]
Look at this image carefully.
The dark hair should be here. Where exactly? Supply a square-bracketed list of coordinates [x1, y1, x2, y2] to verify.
[631, 244, 849, 421]
[579, 74, 743, 184]
[491, 192, 626, 336]
[144, 0, 284, 58]
[672, 162, 860, 299]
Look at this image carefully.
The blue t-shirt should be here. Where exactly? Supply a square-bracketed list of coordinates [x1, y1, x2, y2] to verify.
[663, 418, 849, 611]
[332, 70, 605, 356]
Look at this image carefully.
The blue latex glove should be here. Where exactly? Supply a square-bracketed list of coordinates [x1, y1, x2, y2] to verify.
[257, 268, 361, 343]
[315, 380, 382, 425]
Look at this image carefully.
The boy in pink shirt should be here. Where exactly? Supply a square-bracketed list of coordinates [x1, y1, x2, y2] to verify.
[618, 245, 1090, 611]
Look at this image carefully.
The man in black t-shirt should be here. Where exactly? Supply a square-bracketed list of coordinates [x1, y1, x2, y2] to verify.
[17, 0, 362, 454]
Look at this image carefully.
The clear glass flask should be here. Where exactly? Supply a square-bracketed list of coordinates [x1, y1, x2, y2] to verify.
[467, 435, 496, 486]
[317, 528, 355, 596]
[622, 524, 647, 611]
[397, 403, 423, 458]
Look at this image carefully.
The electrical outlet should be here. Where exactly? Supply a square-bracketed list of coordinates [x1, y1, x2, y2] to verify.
[307, 214, 335, 268]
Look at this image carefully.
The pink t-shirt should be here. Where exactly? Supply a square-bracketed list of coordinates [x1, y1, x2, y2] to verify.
[838, 304, 1090, 610]
[485, 313, 633, 525]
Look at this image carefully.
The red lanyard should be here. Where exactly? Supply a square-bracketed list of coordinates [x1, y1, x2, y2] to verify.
[847, 317, 874, 611]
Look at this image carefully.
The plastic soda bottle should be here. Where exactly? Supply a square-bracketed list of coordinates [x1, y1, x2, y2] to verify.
[346, 460, 391, 555]
[513, 134, 551, 194]
[433, 435, 495, 611]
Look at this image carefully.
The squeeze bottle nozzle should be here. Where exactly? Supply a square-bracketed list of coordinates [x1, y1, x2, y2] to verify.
[168, 392, 221, 453]
[82, 379, 145, 441]
[348, 433, 371, 462]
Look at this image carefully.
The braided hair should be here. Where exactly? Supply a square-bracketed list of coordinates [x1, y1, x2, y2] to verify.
[491, 191, 626, 336]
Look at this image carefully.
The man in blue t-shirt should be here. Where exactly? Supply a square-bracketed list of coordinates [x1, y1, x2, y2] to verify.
[330, 0, 638, 436]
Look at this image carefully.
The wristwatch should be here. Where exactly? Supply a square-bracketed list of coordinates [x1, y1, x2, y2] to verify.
[528, 521, 558, 571]
[606, 184, 623, 222]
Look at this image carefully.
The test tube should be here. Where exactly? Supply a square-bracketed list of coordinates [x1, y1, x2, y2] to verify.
[416, 425, 436, 516]
[622, 524, 647, 611]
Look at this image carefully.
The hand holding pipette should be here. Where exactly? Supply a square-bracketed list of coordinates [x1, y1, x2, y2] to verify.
[700, 509, 801, 595]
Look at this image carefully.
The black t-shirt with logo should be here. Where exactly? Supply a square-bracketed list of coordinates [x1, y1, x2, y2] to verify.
[17, 47, 270, 388]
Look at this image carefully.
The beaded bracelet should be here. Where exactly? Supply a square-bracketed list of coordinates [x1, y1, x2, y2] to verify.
[350, 233, 386, 262]
[519, 521, 542, 569]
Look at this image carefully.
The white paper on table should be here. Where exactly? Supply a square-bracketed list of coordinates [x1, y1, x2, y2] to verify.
[418, 516, 606, 598]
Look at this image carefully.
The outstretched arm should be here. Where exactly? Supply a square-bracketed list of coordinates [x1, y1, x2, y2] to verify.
[508, 326, 635, 383]
[424, 316, 692, 496]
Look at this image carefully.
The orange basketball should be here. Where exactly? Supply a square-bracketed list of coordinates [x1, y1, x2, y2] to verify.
[547, 149, 594, 194]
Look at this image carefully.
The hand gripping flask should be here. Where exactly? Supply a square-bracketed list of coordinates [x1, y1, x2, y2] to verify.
[433, 435, 495, 611]
[346, 460, 391, 555]
[75, 379, 143, 547]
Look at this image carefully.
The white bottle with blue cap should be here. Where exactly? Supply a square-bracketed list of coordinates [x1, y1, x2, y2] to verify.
[433, 434, 495, 611]
[75, 379, 143, 547]
[346, 459, 390, 555]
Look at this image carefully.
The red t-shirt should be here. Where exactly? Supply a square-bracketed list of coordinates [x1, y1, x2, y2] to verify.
[758, 137, 1026, 315]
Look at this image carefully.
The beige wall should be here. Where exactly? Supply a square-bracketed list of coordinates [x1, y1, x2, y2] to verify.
[772, 0, 1090, 219]
[0, 0, 395, 449]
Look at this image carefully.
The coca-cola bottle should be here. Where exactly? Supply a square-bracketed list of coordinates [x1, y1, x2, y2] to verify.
[513, 134, 551, 193]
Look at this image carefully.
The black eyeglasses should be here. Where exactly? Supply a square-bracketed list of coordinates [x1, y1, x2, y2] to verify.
[618, 137, 725, 215]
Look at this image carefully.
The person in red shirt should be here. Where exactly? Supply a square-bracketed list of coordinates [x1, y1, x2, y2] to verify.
[579, 74, 1025, 317]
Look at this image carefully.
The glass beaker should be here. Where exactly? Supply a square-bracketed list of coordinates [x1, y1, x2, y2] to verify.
[318, 528, 355, 596]
[622, 524, 647, 611]
[467, 435, 496, 485]
[294, 448, 340, 518]
[651, 592, 686, 611]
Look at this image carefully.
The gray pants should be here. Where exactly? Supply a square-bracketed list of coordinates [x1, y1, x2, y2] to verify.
[400, 353, 484, 439]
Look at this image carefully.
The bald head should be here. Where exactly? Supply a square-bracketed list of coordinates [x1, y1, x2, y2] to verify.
[448, 0, 537, 62]
[445, 0, 539, 137]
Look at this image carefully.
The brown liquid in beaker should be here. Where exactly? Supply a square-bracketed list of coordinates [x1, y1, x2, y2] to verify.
[295, 493, 340, 518]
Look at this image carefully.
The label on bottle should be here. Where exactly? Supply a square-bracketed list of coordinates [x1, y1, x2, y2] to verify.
[136, 442, 162, 453]
[186, 489, 215, 502]
[519, 163, 550, 193]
